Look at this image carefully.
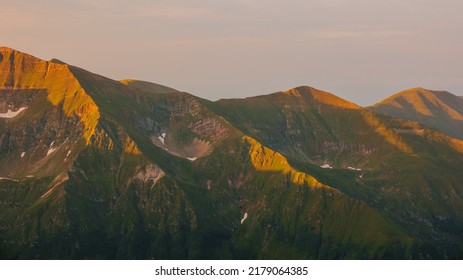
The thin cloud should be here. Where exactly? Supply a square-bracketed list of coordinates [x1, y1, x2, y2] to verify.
[124, 6, 213, 19]
[312, 29, 415, 39]
[1, 8, 40, 28]
[79, 3, 215, 20]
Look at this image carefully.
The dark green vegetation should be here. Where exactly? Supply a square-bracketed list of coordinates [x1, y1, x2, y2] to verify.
[1, 47, 463, 259]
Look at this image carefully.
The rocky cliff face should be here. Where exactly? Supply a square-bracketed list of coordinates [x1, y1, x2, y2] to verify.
[1, 47, 463, 259]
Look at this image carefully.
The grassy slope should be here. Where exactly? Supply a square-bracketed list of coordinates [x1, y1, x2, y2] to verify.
[370, 88, 463, 139]
[70, 68, 419, 259]
[209, 86, 463, 257]
[1, 48, 463, 259]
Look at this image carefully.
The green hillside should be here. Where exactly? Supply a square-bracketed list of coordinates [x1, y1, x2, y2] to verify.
[1, 47, 463, 259]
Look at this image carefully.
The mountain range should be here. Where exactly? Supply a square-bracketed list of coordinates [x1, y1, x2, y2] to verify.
[1, 46, 462, 259]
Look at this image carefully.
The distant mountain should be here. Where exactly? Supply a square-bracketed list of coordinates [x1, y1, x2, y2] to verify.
[370, 87, 463, 139]
[1, 47, 463, 259]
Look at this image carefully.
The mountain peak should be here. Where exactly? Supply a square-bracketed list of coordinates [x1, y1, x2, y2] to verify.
[0, 46, 52, 68]
[281, 86, 361, 109]
[0, 47, 68, 67]
[377, 87, 455, 101]
[0, 46, 100, 143]
[281, 85, 318, 97]
[0, 47, 38, 59]
[0, 46, 17, 53]
[3, 47, 463, 260]
[0, 46, 71, 89]
[372, 87, 462, 116]
[370, 87, 463, 138]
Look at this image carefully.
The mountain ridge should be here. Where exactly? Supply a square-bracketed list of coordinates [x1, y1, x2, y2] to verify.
[1, 47, 463, 259]
[370, 87, 463, 139]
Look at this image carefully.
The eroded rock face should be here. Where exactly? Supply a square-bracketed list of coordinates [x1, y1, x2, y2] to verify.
[0, 91, 85, 177]
[0, 89, 36, 113]
[133, 164, 165, 189]
[189, 117, 230, 142]
[164, 94, 202, 117]
[0, 48, 100, 143]
[320, 141, 374, 156]
[129, 93, 231, 160]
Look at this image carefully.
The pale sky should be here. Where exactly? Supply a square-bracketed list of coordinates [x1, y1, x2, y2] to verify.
[2, 0, 462, 105]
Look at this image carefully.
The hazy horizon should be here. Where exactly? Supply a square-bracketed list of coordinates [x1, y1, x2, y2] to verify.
[2, 0, 462, 105]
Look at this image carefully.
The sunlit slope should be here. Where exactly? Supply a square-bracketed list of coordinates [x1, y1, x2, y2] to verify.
[69, 65, 234, 167]
[210, 86, 463, 258]
[211, 86, 416, 167]
[1, 47, 463, 259]
[370, 88, 463, 139]
[69, 67, 422, 258]
[0, 47, 237, 259]
[0, 47, 185, 258]
[0, 47, 103, 181]
[189, 135, 420, 259]
[0, 47, 99, 143]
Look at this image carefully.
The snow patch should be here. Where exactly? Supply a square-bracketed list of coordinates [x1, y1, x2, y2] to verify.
[347, 167, 362, 171]
[20, 152, 26, 158]
[26, 175, 34, 178]
[66, 150, 71, 157]
[0, 177, 19, 182]
[40, 173, 69, 199]
[240, 212, 248, 224]
[47, 148, 57, 156]
[320, 164, 333, 169]
[187, 157, 197, 161]
[157, 132, 167, 145]
[0, 107, 27, 118]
